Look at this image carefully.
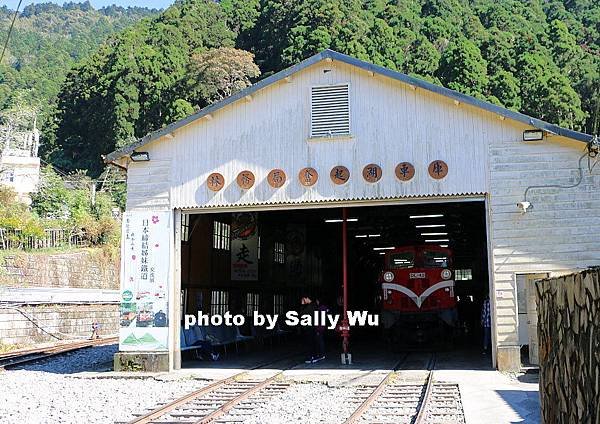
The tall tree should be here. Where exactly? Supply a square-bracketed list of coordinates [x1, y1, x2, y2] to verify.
[437, 38, 489, 98]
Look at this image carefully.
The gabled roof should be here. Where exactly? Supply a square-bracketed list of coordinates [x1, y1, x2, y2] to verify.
[105, 49, 593, 162]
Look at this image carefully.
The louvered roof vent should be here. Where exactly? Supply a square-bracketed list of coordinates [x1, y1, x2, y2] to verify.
[310, 83, 350, 138]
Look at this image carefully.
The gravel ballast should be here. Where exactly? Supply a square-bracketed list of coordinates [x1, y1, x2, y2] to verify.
[0, 343, 207, 424]
[240, 382, 360, 424]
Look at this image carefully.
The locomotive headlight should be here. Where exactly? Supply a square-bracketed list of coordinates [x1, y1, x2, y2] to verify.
[441, 269, 452, 280]
[383, 271, 395, 282]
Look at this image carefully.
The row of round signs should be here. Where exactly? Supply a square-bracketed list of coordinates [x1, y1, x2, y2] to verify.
[207, 160, 448, 192]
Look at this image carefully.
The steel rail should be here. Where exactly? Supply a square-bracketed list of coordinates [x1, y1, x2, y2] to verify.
[413, 353, 437, 424]
[126, 372, 247, 424]
[342, 354, 409, 424]
[0, 337, 118, 369]
[196, 372, 283, 424]
[0, 337, 118, 359]
[126, 354, 300, 424]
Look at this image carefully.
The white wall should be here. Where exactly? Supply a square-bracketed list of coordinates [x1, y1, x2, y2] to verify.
[488, 134, 600, 348]
[123, 57, 600, 367]
[135, 61, 496, 210]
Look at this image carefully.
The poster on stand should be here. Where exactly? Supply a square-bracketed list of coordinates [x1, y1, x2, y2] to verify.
[119, 211, 171, 351]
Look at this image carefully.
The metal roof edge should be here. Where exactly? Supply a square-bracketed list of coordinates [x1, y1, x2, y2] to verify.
[326, 50, 593, 143]
[105, 49, 593, 162]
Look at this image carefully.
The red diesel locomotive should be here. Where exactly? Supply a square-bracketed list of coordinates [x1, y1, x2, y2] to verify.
[378, 245, 457, 344]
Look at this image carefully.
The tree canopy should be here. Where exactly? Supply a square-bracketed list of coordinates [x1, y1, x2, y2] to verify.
[3, 0, 598, 178]
[0, 2, 157, 131]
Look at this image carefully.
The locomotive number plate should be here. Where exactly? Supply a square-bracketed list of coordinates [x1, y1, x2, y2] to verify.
[409, 272, 426, 279]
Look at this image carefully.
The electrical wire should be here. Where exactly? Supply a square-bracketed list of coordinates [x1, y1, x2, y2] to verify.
[0, 0, 23, 65]
[524, 152, 588, 203]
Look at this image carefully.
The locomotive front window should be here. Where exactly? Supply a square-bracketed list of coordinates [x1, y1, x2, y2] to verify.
[389, 252, 414, 269]
[423, 250, 449, 268]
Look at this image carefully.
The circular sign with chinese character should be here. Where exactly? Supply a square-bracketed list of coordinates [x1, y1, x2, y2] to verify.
[395, 162, 415, 181]
[428, 160, 448, 179]
[207, 172, 225, 191]
[362, 164, 382, 183]
[298, 167, 318, 186]
[267, 169, 286, 188]
[330, 166, 350, 185]
[236, 170, 255, 189]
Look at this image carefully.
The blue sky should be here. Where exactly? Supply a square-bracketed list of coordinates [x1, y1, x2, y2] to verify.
[0, 0, 173, 9]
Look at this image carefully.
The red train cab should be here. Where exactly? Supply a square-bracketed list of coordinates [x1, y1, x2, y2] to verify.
[378, 245, 457, 344]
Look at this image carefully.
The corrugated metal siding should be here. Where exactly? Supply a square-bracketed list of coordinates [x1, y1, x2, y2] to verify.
[156, 61, 492, 209]
[489, 134, 600, 346]
[123, 58, 600, 355]
[126, 158, 171, 211]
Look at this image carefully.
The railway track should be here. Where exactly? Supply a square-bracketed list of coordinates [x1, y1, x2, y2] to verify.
[122, 356, 300, 424]
[0, 336, 118, 369]
[344, 353, 465, 424]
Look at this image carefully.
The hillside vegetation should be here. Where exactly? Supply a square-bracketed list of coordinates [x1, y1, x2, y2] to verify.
[0, 1, 157, 129]
[8, 0, 600, 177]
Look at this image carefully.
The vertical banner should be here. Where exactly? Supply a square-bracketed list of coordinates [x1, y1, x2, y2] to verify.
[119, 211, 171, 351]
[231, 213, 258, 281]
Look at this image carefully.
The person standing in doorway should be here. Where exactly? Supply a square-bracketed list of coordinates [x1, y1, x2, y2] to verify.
[481, 295, 492, 354]
[300, 294, 318, 363]
[313, 297, 328, 362]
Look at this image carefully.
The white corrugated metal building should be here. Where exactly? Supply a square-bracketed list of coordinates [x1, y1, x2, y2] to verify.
[106, 50, 599, 372]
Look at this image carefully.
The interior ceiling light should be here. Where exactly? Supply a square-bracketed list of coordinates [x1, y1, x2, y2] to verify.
[356, 233, 379, 238]
[379, 252, 386, 255]
[347, 218, 358, 222]
[373, 247, 395, 251]
[425, 239, 449, 242]
[415, 224, 446, 228]
[420, 232, 448, 236]
[440, 244, 448, 247]
[410, 214, 444, 219]
[326, 218, 358, 223]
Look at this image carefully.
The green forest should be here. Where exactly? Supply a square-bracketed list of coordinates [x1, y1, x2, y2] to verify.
[0, 2, 157, 128]
[2, 0, 599, 178]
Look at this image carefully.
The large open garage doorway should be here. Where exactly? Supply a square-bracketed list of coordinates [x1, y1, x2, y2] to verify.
[179, 199, 491, 368]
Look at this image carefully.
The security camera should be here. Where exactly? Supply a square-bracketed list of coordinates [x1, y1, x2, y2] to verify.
[517, 201, 531, 213]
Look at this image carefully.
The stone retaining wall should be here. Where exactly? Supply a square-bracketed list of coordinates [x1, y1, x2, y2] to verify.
[0, 249, 118, 289]
[536, 268, 600, 424]
[0, 304, 119, 345]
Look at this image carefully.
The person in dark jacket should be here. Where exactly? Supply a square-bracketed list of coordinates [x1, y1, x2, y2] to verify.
[300, 294, 318, 363]
[313, 297, 329, 362]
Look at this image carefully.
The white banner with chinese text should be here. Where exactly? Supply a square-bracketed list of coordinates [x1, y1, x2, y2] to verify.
[119, 211, 171, 351]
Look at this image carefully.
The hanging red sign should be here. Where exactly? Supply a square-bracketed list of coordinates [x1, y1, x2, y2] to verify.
[395, 162, 415, 181]
[428, 160, 448, 179]
[267, 169, 286, 188]
[207, 172, 225, 191]
[330, 166, 350, 185]
[362, 164, 382, 183]
[298, 167, 318, 186]
[236, 170, 255, 189]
